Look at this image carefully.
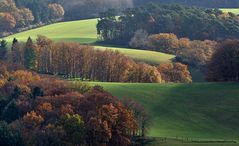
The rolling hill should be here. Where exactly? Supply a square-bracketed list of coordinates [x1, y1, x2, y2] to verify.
[5, 18, 98, 44]
[82, 82, 239, 140]
[221, 8, 239, 15]
[2, 6, 239, 145]
[4, 18, 175, 65]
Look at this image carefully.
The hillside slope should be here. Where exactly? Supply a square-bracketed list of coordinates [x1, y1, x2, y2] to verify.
[5, 18, 98, 44]
[86, 82, 239, 140]
[221, 9, 239, 15]
[4, 19, 175, 65]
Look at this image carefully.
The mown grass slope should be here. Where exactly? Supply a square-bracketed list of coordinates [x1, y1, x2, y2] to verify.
[221, 8, 239, 15]
[95, 46, 175, 64]
[5, 18, 98, 44]
[85, 82, 239, 140]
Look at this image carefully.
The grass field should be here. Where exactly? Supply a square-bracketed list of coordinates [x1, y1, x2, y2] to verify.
[150, 137, 239, 146]
[95, 46, 175, 64]
[5, 18, 98, 44]
[221, 9, 239, 15]
[84, 82, 239, 140]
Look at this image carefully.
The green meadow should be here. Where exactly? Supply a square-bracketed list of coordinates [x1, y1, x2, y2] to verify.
[83, 82, 239, 141]
[221, 8, 239, 15]
[5, 18, 98, 44]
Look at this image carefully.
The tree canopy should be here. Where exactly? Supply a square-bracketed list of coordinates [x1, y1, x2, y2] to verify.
[97, 4, 239, 45]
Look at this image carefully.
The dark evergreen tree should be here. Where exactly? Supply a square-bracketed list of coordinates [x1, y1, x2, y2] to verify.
[0, 40, 8, 60]
[24, 37, 36, 70]
[32, 87, 44, 99]
[0, 121, 24, 146]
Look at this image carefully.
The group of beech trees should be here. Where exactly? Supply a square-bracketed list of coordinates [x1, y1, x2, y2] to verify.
[0, 0, 64, 36]
[129, 32, 218, 69]
[206, 40, 239, 82]
[5, 36, 192, 83]
[97, 4, 239, 45]
[0, 65, 149, 146]
[134, 0, 239, 8]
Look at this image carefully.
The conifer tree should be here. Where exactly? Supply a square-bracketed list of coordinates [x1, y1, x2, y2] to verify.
[0, 40, 8, 60]
[24, 37, 36, 70]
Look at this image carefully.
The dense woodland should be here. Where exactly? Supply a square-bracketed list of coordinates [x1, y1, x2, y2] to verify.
[129, 32, 217, 69]
[0, 36, 192, 83]
[0, 65, 152, 146]
[134, 0, 239, 8]
[0, 0, 64, 36]
[1, 0, 239, 37]
[0, 0, 133, 36]
[97, 4, 239, 44]
[1, 1, 239, 146]
[206, 40, 239, 82]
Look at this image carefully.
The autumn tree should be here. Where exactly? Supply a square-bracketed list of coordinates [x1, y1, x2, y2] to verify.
[48, 3, 65, 21]
[58, 114, 85, 145]
[158, 63, 192, 83]
[129, 29, 149, 49]
[0, 12, 16, 32]
[21, 111, 44, 145]
[122, 98, 151, 137]
[0, 0, 34, 28]
[148, 33, 179, 54]
[129, 32, 217, 69]
[9, 36, 192, 83]
[207, 40, 239, 82]
[16, 8, 34, 27]
[127, 63, 162, 83]
[0, 68, 141, 146]
[80, 87, 137, 146]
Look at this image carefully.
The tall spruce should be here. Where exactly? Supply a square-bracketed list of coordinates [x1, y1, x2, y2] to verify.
[11, 38, 19, 63]
[11, 38, 18, 52]
[24, 37, 36, 69]
[0, 40, 8, 60]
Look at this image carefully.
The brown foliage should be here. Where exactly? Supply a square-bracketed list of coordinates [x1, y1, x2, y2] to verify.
[158, 62, 192, 83]
[0, 68, 139, 145]
[12, 36, 170, 83]
[48, 3, 64, 20]
[81, 87, 137, 146]
[127, 63, 162, 83]
[206, 39, 239, 82]
[0, 0, 34, 28]
[148, 33, 179, 54]
[0, 12, 16, 31]
[22, 111, 44, 129]
[136, 33, 217, 69]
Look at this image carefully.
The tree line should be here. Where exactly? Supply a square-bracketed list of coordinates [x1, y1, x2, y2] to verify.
[134, 0, 239, 8]
[206, 39, 239, 82]
[129, 31, 239, 82]
[2, 36, 192, 83]
[97, 4, 239, 45]
[129, 31, 218, 69]
[0, 0, 64, 36]
[0, 65, 151, 146]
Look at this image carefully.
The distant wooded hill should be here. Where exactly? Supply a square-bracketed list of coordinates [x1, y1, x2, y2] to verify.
[134, 0, 239, 8]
